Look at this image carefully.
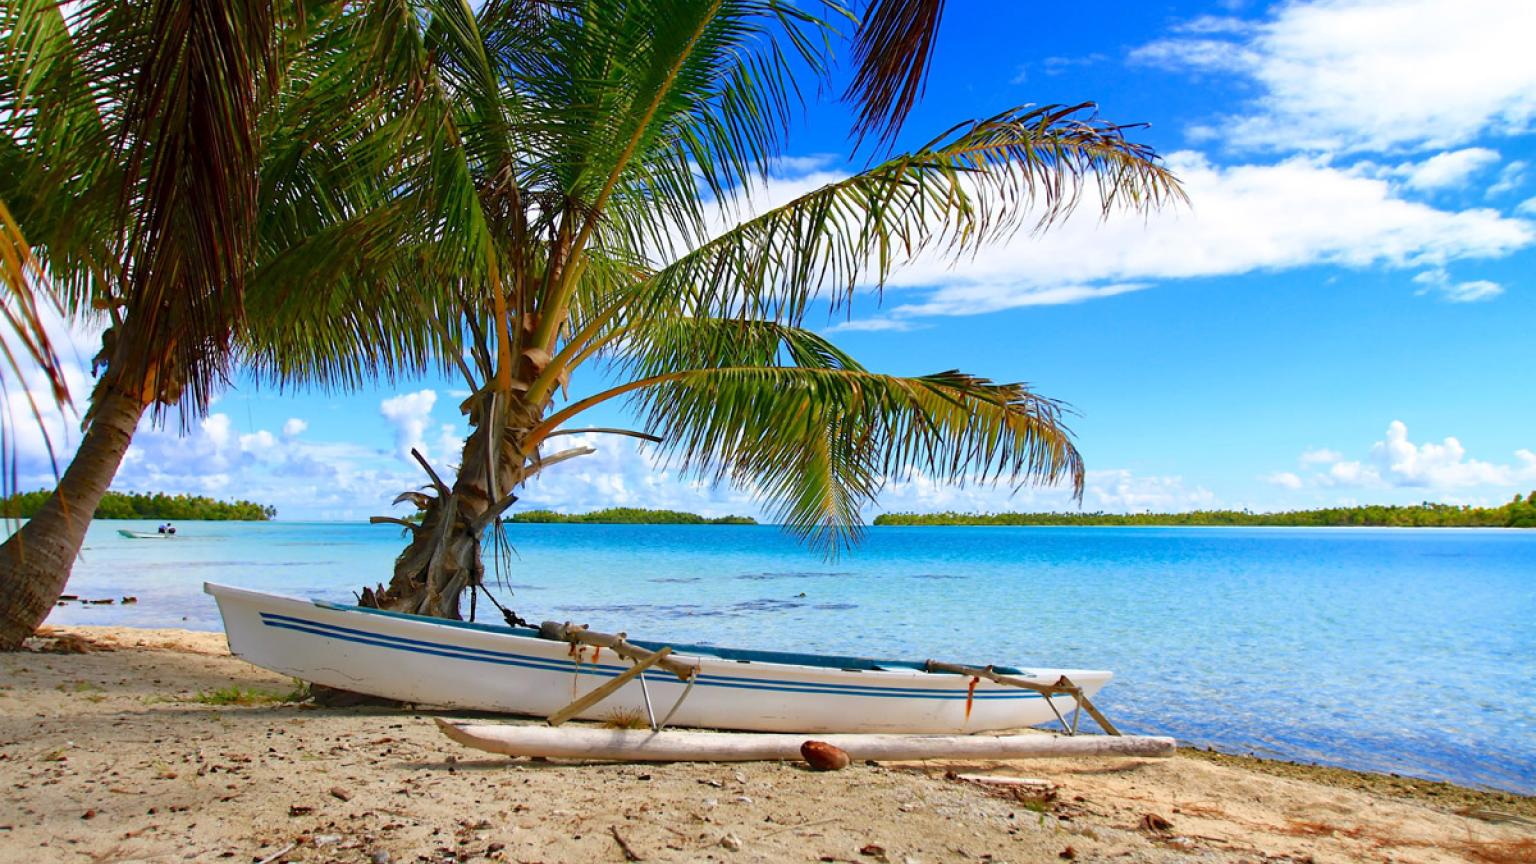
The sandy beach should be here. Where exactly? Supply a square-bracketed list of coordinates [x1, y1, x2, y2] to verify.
[2, 626, 1532, 864]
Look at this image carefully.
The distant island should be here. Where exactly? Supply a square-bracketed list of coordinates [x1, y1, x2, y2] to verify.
[1, 490, 276, 521]
[512, 507, 756, 525]
[876, 493, 1536, 528]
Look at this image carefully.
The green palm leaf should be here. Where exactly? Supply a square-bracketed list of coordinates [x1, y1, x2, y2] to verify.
[533, 318, 1082, 552]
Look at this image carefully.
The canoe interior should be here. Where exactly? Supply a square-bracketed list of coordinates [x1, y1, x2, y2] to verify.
[314, 600, 1027, 676]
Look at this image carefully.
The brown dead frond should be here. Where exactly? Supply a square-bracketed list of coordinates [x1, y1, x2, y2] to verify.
[601, 706, 648, 730]
[26, 627, 106, 654]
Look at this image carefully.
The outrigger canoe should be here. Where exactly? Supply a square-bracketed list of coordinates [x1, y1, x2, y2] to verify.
[205, 583, 1113, 734]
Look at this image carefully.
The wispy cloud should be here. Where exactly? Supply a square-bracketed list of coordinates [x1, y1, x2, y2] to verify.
[844, 151, 1531, 324]
[1130, 0, 1536, 154]
[1412, 268, 1504, 303]
[1394, 148, 1501, 192]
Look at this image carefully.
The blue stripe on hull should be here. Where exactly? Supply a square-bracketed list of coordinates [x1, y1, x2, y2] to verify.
[258, 612, 1043, 702]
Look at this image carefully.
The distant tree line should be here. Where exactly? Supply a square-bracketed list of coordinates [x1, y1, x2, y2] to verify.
[1, 490, 276, 521]
[512, 507, 756, 525]
[876, 493, 1536, 528]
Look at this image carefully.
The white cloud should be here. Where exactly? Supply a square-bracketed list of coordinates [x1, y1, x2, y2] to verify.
[1131, 0, 1536, 154]
[238, 429, 278, 456]
[844, 152, 1532, 324]
[822, 318, 925, 334]
[517, 434, 761, 518]
[1265, 471, 1304, 490]
[1279, 420, 1536, 491]
[1488, 160, 1528, 198]
[769, 154, 837, 176]
[1412, 268, 1504, 302]
[1396, 148, 1500, 191]
[379, 389, 438, 461]
[282, 418, 308, 438]
[1519, 196, 1536, 216]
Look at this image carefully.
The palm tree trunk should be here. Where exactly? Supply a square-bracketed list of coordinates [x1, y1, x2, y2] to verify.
[0, 385, 148, 649]
[360, 398, 531, 619]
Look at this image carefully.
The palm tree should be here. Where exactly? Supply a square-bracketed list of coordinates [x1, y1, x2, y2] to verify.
[0, 0, 970, 647]
[0, 0, 411, 648]
[239, 0, 1184, 620]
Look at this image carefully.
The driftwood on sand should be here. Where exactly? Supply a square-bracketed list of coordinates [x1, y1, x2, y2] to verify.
[435, 718, 1176, 763]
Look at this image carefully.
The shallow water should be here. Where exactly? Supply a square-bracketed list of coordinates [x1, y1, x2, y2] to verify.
[46, 521, 1536, 794]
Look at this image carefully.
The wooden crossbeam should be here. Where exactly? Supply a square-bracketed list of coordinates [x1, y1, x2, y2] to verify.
[548, 647, 672, 726]
[923, 660, 1122, 736]
[540, 621, 696, 680]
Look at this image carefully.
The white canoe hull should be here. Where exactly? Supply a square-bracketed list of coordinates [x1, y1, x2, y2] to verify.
[205, 583, 1112, 735]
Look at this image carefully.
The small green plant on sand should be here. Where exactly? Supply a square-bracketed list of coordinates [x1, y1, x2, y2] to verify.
[192, 680, 309, 706]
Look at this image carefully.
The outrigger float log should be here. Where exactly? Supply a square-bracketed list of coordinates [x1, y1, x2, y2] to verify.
[207, 583, 1130, 736]
[436, 719, 1175, 763]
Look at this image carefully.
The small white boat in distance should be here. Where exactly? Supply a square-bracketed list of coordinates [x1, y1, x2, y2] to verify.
[118, 529, 174, 539]
[205, 583, 1113, 735]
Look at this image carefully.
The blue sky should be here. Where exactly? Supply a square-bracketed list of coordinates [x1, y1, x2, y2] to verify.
[15, 0, 1536, 521]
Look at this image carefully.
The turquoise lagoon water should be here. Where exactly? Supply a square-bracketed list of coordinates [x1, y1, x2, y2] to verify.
[45, 521, 1536, 794]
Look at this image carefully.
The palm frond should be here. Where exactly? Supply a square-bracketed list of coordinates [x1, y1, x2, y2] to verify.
[622, 103, 1185, 329]
[844, 0, 946, 147]
[103, 0, 280, 417]
[645, 365, 1080, 553]
[534, 318, 1083, 552]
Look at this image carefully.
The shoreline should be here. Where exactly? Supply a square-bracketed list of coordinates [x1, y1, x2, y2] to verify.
[2, 625, 1531, 864]
[37, 615, 1534, 800]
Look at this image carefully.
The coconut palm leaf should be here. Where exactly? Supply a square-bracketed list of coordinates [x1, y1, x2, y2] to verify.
[844, 0, 946, 147]
[533, 359, 1082, 552]
[621, 104, 1184, 329]
[527, 316, 1082, 551]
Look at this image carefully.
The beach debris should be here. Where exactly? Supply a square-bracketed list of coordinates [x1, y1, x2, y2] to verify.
[609, 825, 642, 861]
[1137, 813, 1173, 833]
[1464, 808, 1536, 827]
[27, 629, 101, 654]
[953, 773, 1052, 788]
[80, 809, 96, 820]
[1058, 846, 1076, 860]
[720, 832, 743, 851]
[329, 786, 352, 802]
[254, 842, 296, 864]
[287, 804, 313, 817]
[859, 843, 888, 860]
[367, 850, 390, 864]
[801, 740, 851, 771]
[950, 772, 1059, 809]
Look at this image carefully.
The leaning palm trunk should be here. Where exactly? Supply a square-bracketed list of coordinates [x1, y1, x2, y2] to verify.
[0, 382, 148, 648]
[360, 394, 546, 619]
